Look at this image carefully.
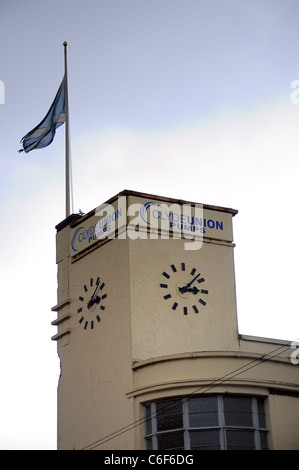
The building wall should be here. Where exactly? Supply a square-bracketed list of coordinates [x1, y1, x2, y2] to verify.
[268, 393, 299, 449]
[52, 192, 299, 450]
[130, 347, 299, 449]
[129, 237, 238, 361]
[53, 225, 135, 450]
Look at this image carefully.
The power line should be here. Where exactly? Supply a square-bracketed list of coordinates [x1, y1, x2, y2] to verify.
[81, 341, 292, 450]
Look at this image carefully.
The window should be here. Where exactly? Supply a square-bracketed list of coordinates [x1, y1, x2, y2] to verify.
[144, 395, 268, 450]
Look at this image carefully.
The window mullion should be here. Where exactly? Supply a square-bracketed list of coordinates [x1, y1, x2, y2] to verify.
[252, 397, 261, 450]
[182, 398, 190, 450]
[152, 402, 158, 450]
[218, 395, 226, 450]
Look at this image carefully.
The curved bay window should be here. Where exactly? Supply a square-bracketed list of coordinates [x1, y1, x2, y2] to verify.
[144, 395, 268, 450]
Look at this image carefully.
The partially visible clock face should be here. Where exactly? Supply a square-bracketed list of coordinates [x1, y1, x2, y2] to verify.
[77, 276, 107, 330]
[160, 262, 208, 315]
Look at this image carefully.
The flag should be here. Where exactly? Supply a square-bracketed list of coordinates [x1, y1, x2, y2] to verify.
[19, 76, 66, 153]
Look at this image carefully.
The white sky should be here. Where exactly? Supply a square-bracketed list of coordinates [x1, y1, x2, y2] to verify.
[0, 0, 299, 449]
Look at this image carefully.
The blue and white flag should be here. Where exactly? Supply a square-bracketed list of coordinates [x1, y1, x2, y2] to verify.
[19, 76, 66, 153]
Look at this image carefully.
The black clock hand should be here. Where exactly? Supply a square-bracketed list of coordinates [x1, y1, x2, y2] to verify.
[88, 294, 101, 309]
[179, 273, 201, 294]
[186, 272, 201, 288]
[88, 282, 101, 309]
[186, 286, 199, 294]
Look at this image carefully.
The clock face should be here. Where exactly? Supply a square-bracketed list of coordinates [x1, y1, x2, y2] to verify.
[77, 276, 107, 330]
[160, 262, 208, 315]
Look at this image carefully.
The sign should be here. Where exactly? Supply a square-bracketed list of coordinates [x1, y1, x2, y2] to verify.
[70, 194, 235, 256]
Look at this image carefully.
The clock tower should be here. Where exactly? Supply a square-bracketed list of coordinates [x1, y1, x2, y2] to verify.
[52, 190, 299, 450]
[52, 190, 240, 449]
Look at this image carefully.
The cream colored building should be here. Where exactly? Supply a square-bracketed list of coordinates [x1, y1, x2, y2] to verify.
[51, 190, 299, 450]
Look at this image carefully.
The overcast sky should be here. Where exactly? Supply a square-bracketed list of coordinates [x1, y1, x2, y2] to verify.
[1, 0, 299, 449]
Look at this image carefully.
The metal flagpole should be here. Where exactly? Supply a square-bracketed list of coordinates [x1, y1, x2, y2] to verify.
[63, 41, 71, 218]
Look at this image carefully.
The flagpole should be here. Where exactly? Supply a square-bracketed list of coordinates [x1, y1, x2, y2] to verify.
[63, 41, 71, 218]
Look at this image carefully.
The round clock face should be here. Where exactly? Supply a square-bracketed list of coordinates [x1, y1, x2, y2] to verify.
[77, 276, 107, 330]
[160, 262, 208, 315]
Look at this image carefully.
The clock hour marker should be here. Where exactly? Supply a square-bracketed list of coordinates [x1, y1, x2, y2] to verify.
[102, 293, 107, 300]
[91, 321, 94, 329]
[160, 283, 168, 289]
[172, 302, 178, 310]
[183, 306, 188, 315]
[164, 294, 171, 300]
[163, 271, 170, 279]
[201, 289, 208, 295]
[193, 305, 199, 314]
[171, 264, 177, 272]
[100, 282, 105, 290]
[181, 262, 185, 271]
[96, 315, 101, 323]
[96, 277, 100, 285]
[84, 321, 88, 330]
[79, 316, 84, 324]
[79, 296, 84, 302]
[90, 278, 93, 286]
[191, 268, 196, 276]
[197, 277, 205, 284]
[100, 305, 105, 311]
[77, 307, 82, 314]
[84, 285, 88, 292]
[199, 298, 206, 306]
